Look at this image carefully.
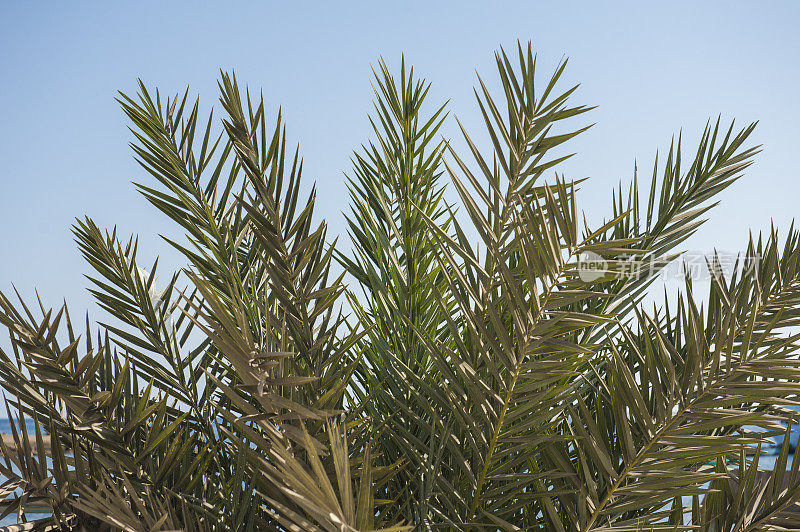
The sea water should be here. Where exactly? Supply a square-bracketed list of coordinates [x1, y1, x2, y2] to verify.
[0, 419, 52, 526]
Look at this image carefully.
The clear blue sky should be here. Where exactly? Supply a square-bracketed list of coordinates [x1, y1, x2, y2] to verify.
[1, 1, 799, 319]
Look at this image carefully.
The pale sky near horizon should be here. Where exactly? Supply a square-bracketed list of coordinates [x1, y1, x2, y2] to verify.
[1, 1, 799, 322]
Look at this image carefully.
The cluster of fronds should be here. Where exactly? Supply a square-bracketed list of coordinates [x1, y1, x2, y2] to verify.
[2, 42, 800, 531]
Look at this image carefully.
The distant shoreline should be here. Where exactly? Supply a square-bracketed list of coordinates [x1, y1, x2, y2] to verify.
[1, 434, 51, 455]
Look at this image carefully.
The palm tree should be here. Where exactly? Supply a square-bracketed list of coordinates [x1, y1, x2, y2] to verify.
[2, 42, 800, 531]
